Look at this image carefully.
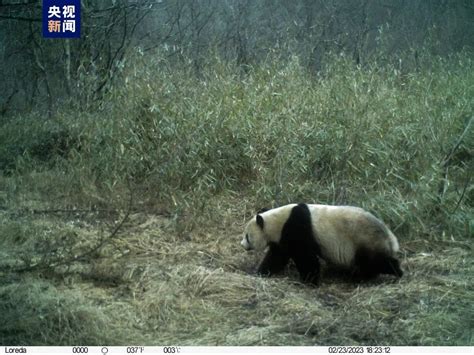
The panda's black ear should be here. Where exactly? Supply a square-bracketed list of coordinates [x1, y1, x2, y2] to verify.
[256, 214, 264, 229]
[257, 207, 270, 214]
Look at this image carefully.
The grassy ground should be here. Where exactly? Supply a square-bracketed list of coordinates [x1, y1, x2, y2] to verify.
[0, 52, 472, 345]
[0, 206, 472, 345]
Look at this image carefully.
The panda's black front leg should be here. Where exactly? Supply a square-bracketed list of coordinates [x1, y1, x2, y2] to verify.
[291, 247, 321, 285]
[257, 243, 290, 276]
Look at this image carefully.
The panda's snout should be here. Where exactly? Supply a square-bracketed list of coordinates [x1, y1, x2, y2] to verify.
[241, 235, 253, 251]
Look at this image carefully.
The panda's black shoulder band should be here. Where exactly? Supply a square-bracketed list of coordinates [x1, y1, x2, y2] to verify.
[256, 214, 264, 229]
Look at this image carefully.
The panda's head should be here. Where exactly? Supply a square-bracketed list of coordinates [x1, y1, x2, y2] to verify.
[241, 214, 267, 251]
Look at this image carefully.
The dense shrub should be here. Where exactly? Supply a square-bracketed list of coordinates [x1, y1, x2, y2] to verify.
[1, 51, 472, 238]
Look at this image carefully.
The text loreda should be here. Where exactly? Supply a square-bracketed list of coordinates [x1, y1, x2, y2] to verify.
[4, 348, 27, 353]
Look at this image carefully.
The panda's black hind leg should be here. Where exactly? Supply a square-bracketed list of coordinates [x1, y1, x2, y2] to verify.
[257, 243, 290, 276]
[354, 248, 403, 280]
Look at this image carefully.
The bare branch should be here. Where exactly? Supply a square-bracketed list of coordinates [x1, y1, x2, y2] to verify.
[7, 185, 133, 274]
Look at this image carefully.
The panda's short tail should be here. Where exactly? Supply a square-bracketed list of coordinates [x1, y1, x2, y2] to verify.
[388, 230, 400, 254]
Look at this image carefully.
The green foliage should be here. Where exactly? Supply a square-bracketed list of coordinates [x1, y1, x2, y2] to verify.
[0, 116, 77, 173]
[0, 279, 105, 345]
[0, 216, 87, 271]
[1, 51, 472, 238]
[0, 275, 143, 345]
[0, 215, 144, 345]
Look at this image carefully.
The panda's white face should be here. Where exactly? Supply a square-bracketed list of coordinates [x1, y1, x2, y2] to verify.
[241, 216, 267, 251]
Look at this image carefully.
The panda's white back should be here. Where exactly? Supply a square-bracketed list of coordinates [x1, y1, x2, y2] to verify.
[306, 204, 395, 267]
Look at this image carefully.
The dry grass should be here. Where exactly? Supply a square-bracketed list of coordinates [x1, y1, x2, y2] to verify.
[1, 207, 471, 346]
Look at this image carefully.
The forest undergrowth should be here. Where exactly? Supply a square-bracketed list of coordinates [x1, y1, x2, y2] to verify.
[0, 51, 472, 345]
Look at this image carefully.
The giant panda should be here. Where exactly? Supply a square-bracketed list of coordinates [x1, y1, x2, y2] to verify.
[241, 203, 402, 284]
